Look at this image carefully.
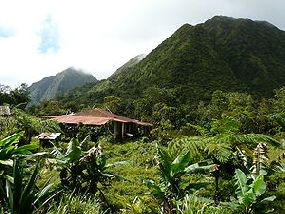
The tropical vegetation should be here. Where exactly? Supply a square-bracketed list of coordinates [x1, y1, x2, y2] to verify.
[1, 16, 285, 213]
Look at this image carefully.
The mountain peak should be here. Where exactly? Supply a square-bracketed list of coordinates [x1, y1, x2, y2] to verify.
[29, 68, 97, 105]
[173, 23, 193, 34]
[109, 16, 285, 99]
[205, 15, 279, 30]
[59, 67, 90, 76]
[56, 16, 285, 109]
[111, 54, 146, 77]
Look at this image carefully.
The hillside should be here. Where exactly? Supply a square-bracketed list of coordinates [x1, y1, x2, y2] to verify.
[29, 67, 97, 105]
[111, 54, 146, 77]
[60, 16, 285, 107]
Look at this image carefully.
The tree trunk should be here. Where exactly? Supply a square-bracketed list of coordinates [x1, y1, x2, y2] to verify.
[214, 170, 220, 205]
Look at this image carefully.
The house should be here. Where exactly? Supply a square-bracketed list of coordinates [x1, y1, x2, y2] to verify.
[51, 108, 152, 140]
[0, 106, 11, 116]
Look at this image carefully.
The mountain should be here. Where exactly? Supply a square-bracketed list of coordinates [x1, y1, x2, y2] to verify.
[111, 54, 146, 77]
[29, 67, 97, 105]
[60, 16, 285, 107]
[203, 16, 285, 96]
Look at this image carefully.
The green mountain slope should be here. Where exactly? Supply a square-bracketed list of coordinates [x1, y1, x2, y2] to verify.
[111, 54, 146, 77]
[203, 16, 285, 96]
[29, 67, 97, 105]
[60, 16, 285, 107]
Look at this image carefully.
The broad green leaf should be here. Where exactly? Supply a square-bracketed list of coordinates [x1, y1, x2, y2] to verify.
[65, 138, 82, 162]
[17, 144, 38, 151]
[12, 144, 39, 155]
[234, 169, 248, 198]
[171, 152, 191, 176]
[156, 146, 172, 181]
[0, 133, 22, 147]
[251, 175, 266, 196]
[242, 189, 255, 206]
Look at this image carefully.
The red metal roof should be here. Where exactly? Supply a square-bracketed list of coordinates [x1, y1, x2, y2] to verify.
[51, 108, 152, 126]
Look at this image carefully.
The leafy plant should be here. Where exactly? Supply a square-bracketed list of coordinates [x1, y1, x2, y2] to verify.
[0, 132, 38, 162]
[232, 169, 276, 214]
[0, 132, 39, 204]
[51, 137, 128, 208]
[142, 144, 218, 213]
[12, 108, 60, 144]
[4, 158, 58, 214]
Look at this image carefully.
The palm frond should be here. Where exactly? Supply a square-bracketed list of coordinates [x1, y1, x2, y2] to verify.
[205, 142, 232, 163]
[234, 134, 280, 147]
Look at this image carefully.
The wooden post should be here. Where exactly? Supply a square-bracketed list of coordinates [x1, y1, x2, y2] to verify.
[114, 121, 122, 140]
[122, 123, 126, 139]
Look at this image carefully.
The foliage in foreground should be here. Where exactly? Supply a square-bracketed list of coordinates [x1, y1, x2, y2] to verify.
[232, 169, 276, 214]
[47, 194, 105, 214]
[4, 159, 57, 214]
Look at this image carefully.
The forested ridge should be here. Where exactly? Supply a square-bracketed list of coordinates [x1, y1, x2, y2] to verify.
[58, 16, 285, 111]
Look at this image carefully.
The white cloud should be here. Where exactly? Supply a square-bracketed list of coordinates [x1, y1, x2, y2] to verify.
[0, 0, 284, 87]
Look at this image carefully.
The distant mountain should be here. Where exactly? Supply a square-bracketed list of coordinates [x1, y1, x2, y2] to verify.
[111, 54, 146, 77]
[29, 67, 97, 105]
[59, 16, 285, 107]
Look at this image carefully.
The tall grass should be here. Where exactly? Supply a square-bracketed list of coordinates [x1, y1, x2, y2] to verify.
[47, 194, 107, 214]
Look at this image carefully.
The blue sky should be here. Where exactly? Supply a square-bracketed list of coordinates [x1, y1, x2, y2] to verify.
[38, 16, 59, 54]
[0, 0, 284, 87]
[0, 27, 15, 38]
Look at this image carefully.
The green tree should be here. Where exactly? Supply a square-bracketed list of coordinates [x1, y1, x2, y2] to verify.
[13, 108, 60, 144]
[33, 100, 66, 116]
[10, 83, 30, 109]
[103, 96, 122, 114]
[0, 84, 12, 105]
[184, 116, 279, 203]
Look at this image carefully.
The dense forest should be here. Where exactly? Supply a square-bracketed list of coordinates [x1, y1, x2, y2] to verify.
[1, 16, 285, 214]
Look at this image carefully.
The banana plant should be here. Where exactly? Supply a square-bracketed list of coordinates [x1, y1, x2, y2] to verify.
[0, 132, 38, 163]
[50, 137, 128, 209]
[142, 144, 218, 214]
[232, 169, 276, 214]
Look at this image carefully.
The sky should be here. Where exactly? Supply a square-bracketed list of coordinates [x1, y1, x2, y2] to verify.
[0, 0, 284, 87]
